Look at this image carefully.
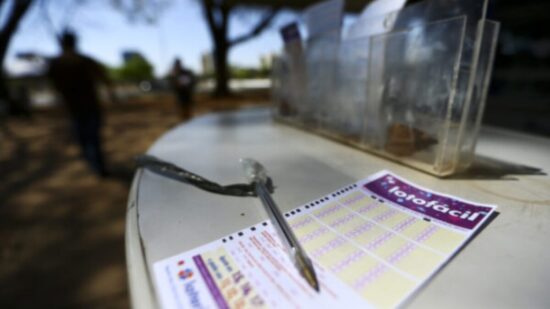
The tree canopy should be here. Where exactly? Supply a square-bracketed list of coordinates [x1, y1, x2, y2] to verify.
[109, 54, 154, 82]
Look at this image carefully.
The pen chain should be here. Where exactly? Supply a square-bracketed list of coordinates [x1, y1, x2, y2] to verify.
[136, 154, 274, 197]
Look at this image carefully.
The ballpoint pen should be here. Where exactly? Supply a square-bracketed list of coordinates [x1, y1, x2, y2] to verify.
[136, 155, 319, 291]
[241, 158, 320, 292]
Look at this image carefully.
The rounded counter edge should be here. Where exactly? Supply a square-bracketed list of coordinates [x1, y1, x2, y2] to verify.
[126, 169, 157, 309]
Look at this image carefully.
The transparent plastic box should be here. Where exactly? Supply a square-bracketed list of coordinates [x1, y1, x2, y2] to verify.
[273, 0, 500, 177]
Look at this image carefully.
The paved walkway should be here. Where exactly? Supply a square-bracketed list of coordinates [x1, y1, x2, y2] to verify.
[0, 92, 268, 308]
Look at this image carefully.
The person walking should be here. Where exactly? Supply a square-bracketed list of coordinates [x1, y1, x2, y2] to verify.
[169, 58, 196, 119]
[48, 31, 112, 177]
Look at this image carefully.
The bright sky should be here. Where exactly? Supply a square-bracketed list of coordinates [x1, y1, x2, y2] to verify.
[5, 0, 299, 77]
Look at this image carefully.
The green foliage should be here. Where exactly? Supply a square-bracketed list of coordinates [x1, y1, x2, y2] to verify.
[109, 55, 154, 81]
[230, 65, 270, 79]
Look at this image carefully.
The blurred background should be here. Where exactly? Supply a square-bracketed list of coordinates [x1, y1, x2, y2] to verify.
[0, 0, 548, 308]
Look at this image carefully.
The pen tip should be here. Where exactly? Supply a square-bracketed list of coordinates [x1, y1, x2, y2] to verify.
[313, 282, 320, 293]
[302, 266, 321, 293]
[310, 277, 320, 293]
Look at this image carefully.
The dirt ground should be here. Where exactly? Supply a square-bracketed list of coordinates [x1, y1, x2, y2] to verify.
[0, 91, 269, 308]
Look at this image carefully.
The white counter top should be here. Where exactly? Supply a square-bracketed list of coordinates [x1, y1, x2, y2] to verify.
[126, 107, 550, 309]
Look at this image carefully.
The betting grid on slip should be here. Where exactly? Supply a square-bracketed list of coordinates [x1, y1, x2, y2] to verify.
[153, 170, 497, 309]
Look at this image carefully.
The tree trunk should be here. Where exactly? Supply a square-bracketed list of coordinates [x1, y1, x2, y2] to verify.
[199, 0, 277, 98]
[0, 33, 12, 113]
[0, 0, 33, 114]
[212, 3, 231, 97]
[213, 39, 230, 97]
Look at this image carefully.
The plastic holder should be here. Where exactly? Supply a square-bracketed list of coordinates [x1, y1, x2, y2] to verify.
[273, 0, 500, 177]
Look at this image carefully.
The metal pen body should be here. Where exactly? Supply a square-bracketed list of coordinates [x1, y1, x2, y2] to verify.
[255, 182, 297, 252]
[254, 181, 320, 292]
[241, 157, 319, 291]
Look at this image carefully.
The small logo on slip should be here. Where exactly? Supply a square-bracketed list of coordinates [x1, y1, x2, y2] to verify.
[178, 269, 193, 280]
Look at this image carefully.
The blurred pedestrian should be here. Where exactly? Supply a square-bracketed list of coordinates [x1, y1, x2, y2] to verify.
[11, 85, 32, 118]
[169, 58, 195, 119]
[48, 30, 113, 177]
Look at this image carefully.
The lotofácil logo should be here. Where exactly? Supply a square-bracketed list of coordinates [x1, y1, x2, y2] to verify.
[364, 174, 492, 230]
[387, 185, 482, 222]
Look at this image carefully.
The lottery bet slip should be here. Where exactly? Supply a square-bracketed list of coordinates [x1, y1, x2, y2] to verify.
[153, 171, 497, 308]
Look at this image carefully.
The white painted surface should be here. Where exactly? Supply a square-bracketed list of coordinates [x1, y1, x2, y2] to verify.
[126, 107, 550, 308]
